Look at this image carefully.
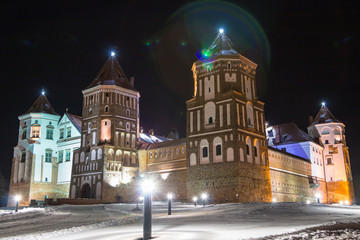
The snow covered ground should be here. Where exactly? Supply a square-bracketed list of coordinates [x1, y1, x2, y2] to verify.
[1, 202, 360, 240]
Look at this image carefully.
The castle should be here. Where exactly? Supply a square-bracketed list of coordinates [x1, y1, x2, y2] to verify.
[8, 30, 354, 206]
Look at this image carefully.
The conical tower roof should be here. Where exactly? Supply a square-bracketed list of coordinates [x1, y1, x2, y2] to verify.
[24, 93, 59, 115]
[86, 55, 135, 90]
[312, 105, 340, 125]
[208, 30, 239, 56]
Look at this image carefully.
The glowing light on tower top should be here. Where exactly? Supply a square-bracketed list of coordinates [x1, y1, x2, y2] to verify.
[219, 28, 224, 34]
[111, 51, 115, 57]
[321, 102, 326, 107]
[41, 89, 45, 95]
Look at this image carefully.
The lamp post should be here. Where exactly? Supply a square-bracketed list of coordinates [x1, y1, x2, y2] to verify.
[142, 179, 154, 240]
[15, 195, 20, 213]
[193, 196, 198, 207]
[201, 193, 207, 207]
[167, 193, 173, 215]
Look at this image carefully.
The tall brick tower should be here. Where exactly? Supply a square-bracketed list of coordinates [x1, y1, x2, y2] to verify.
[308, 103, 354, 204]
[70, 53, 140, 202]
[186, 30, 271, 203]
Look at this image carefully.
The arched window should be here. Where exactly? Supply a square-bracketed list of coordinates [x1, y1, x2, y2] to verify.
[254, 139, 260, 164]
[88, 122, 92, 134]
[100, 119, 111, 142]
[204, 102, 216, 126]
[80, 152, 85, 162]
[108, 149, 114, 161]
[227, 147, 234, 161]
[89, 108, 92, 114]
[246, 102, 254, 127]
[115, 150, 122, 161]
[126, 122, 130, 132]
[104, 105, 109, 112]
[74, 153, 79, 164]
[200, 139, 209, 164]
[91, 150, 96, 160]
[213, 136, 223, 163]
[227, 61, 231, 69]
[126, 133, 130, 147]
[246, 136, 252, 163]
[126, 109, 130, 116]
[92, 132, 96, 145]
[97, 148, 102, 160]
[190, 153, 197, 166]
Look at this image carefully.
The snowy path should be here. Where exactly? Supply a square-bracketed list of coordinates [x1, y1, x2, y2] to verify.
[1, 203, 360, 240]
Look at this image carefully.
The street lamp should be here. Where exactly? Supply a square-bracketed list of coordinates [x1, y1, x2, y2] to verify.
[193, 196, 198, 207]
[142, 179, 154, 240]
[201, 193, 208, 207]
[167, 193, 173, 215]
[15, 195, 20, 212]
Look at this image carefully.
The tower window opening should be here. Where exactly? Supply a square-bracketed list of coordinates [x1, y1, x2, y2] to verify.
[254, 146, 257, 157]
[105, 106, 109, 112]
[105, 93, 109, 97]
[209, 117, 213, 124]
[246, 144, 250, 155]
[209, 88, 211, 93]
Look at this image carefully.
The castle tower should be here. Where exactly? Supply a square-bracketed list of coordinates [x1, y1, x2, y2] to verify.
[8, 92, 60, 206]
[186, 30, 271, 203]
[308, 103, 354, 204]
[70, 53, 140, 202]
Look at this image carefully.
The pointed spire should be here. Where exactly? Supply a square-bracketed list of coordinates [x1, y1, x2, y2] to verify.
[24, 91, 58, 115]
[86, 52, 134, 90]
[312, 104, 340, 125]
[207, 29, 239, 56]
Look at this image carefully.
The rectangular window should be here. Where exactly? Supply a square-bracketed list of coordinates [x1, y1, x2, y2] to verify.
[21, 129, 27, 140]
[21, 152, 26, 163]
[58, 151, 63, 163]
[59, 129, 64, 139]
[32, 127, 40, 138]
[216, 145, 221, 156]
[46, 128, 54, 139]
[45, 151, 52, 163]
[67, 127, 72, 138]
[203, 147, 208, 158]
[65, 150, 71, 161]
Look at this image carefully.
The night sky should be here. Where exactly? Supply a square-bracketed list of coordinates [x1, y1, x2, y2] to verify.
[1, 1, 359, 201]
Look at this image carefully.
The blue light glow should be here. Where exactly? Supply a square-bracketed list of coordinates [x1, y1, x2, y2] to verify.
[322, 102, 326, 107]
[111, 51, 115, 57]
[219, 28, 224, 34]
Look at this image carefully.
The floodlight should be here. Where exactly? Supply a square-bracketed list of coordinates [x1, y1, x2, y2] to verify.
[219, 28, 224, 34]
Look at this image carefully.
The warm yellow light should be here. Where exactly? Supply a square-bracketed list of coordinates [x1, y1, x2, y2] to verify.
[193, 196, 198, 202]
[272, 198, 277, 203]
[15, 195, 21, 201]
[339, 201, 344, 205]
[306, 200, 311, 204]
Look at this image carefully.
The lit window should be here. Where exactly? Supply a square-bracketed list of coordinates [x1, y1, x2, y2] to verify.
[31, 126, 40, 138]
[45, 150, 52, 163]
[67, 127, 71, 138]
[150, 152, 153, 158]
[58, 151, 63, 163]
[59, 129, 64, 139]
[65, 150, 71, 162]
